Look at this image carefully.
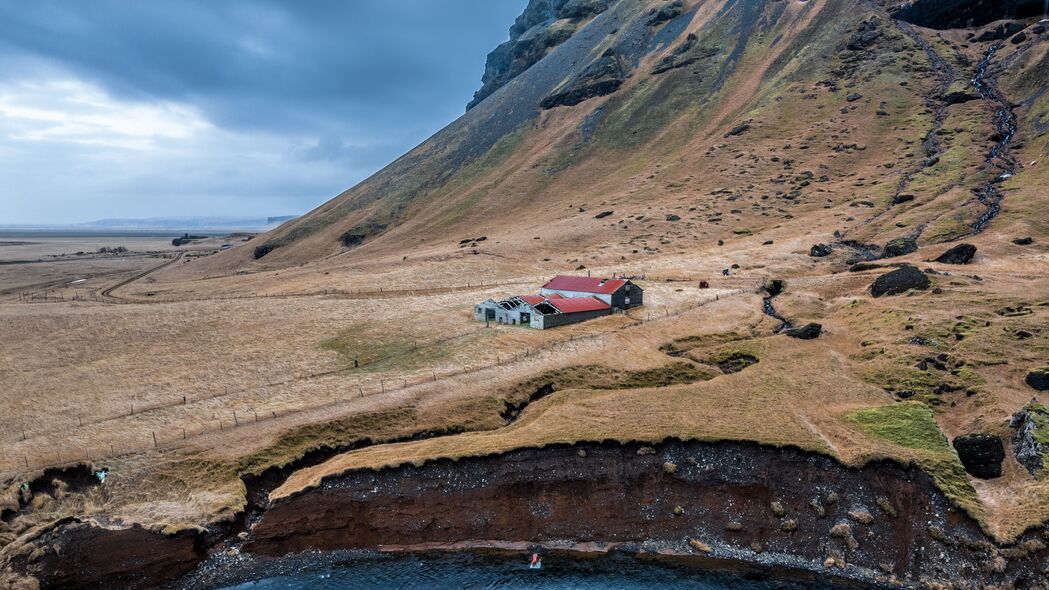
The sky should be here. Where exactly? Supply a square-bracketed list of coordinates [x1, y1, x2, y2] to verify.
[0, 0, 526, 225]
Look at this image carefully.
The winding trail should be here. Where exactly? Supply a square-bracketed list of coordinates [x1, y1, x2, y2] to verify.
[98, 251, 183, 302]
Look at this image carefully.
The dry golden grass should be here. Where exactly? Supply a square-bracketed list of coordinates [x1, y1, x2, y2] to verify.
[1, 5, 1048, 548]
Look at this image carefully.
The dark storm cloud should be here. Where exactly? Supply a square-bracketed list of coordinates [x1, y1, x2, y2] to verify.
[0, 0, 525, 223]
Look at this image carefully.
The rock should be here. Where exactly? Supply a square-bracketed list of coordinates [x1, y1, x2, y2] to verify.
[1026, 367, 1049, 391]
[1010, 402, 1049, 475]
[648, 0, 684, 26]
[559, 0, 610, 19]
[846, 93, 863, 102]
[847, 510, 874, 525]
[541, 48, 626, 109]
[1033, 25, 1046, 34]
[846, 19, 880, 50]
[467, 0, 615, 109]
[785, 323, 822, 340]
[594, 210, 614, 219]
[1011, 31, 1028, 44]
[892, 193, 915, 205]
[810, 243, 833, 257]
[952, 434, 1005, 479]
[665, 214, 681, 221]
[724, 122, 751, 137]
[934, 243, 976, 264]
[1013, 236, 1034, 245]
[688, 538, 712, 553]
[781, 519, 799, 532]
[944, 91, 978, 105]
[770, 501, 786, 517]
[882, 237, 917, 258]
[870, 265, 930, 297]
[652, 33, 707, 74]
[974, 21, 1026, 42]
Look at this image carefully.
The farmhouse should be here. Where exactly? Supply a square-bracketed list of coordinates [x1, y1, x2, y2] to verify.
[474, 275, 643, 330]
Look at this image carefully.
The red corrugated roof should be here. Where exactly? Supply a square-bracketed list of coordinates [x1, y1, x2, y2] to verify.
[548, 296, 610, 314]
[542, 275, 627, 295]
[518, 294, 545, 305]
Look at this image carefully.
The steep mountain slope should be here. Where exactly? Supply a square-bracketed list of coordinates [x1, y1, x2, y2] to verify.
[5, 2, 1049, 588]
[179, 0, 1047, 280]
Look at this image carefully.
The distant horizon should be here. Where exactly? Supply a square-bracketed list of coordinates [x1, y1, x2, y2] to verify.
[0, 1, 526, 225]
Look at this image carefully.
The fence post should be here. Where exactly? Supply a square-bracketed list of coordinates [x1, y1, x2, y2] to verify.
[152, 432, 158, 448]
[233, 411, 239, 426]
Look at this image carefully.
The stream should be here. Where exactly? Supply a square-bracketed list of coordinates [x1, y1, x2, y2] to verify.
[969, 44, 1018, 233]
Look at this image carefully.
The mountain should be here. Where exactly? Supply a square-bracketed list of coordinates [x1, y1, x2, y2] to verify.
[182, 0, 1047, 276]
[74, 216, 299, 231]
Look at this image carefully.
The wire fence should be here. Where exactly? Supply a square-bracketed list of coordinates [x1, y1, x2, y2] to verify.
[0, 282, 761, 478]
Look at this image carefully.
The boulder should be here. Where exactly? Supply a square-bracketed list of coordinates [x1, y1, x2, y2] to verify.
[785, 323, 822, 340]
[882, 237, 917, 258]
[974, 21, 1027, 42]
[541, 48, 626, 109]
[1011, 31, 1028, 44]
[648, 0, 684, 26]
[934, 243, 976, 265]
[944, 91, 978, 105]
[846, 19, 880, 50]
[559, 0, 610, 19]
[1026, 367, 1049, 391]
[892, 194, 915, 205]
[952, 434, 1005, 479]
[870, 265, 930, 297]
[1013, 236, 1034, 245]
[846, 93, 863, 102]
[810, 243, 833, 257]
[1011, 402, 1049, 474]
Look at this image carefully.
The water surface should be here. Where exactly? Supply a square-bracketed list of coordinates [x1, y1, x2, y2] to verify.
[220, 552, 834, 590]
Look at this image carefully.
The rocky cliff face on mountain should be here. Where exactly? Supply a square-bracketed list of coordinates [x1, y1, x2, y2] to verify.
[7, 1, 1048, 589]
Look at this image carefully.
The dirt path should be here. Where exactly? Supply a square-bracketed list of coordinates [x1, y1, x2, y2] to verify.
[98, 251, 184, 302]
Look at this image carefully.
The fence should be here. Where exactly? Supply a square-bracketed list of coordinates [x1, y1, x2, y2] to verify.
[0, 283, 760, 477]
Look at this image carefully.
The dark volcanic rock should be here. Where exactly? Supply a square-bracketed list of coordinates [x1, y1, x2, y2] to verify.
[882, 237, 918, 258]
[952, 434, 1005, 479]
[560, 0, 610, 19]
[934, 243, 976, 264]
[974, 21, 1027, 42]
[809, 243, 833, 257]
[892, 193, 915, 205]
[647, 0, 684, 26]
[1011, 31, 1028, 44]
[846, 19, 881, 50]
[846, 92, 863, 102]
[893, 0, 1042, 30]
[1013, 236, 1034, 245]
[944, 91, 978, 105]
[651, 33, 714, 74]
[871, 265, 930, 297]
[1026, 367, 1049, 391]
[593, 210, 614, 219]
[541, 48, 626, 109]
[785, 323, 822, 340]
[723, 122, 751, 137]
[1011, 402, 1049, 474]
[468, 0, 613, 110]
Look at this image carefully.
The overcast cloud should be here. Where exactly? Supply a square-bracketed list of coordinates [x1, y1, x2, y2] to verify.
[0, 0, 525, 224]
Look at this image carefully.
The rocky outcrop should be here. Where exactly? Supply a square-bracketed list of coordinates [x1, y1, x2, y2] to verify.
[934, 243, 976, 264]
[974, 21, 1028, 42]
[882, 237, 917, 258]
[785, 323, 822, 340]
[891, 1, 1044, 29]
[1026, 367, 1049, 391]
[652, 33, 702, 74]
[467, 0, 611, 110]
[1010, 402, 1049, 475]
[870, 265, 930, 297]
[809, 243, 832, 257]
[647, 0, 685, 27]
[952, 434, 1005, 479]
[540, 48, 626, 109]
[245, 441, 1049, 589]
